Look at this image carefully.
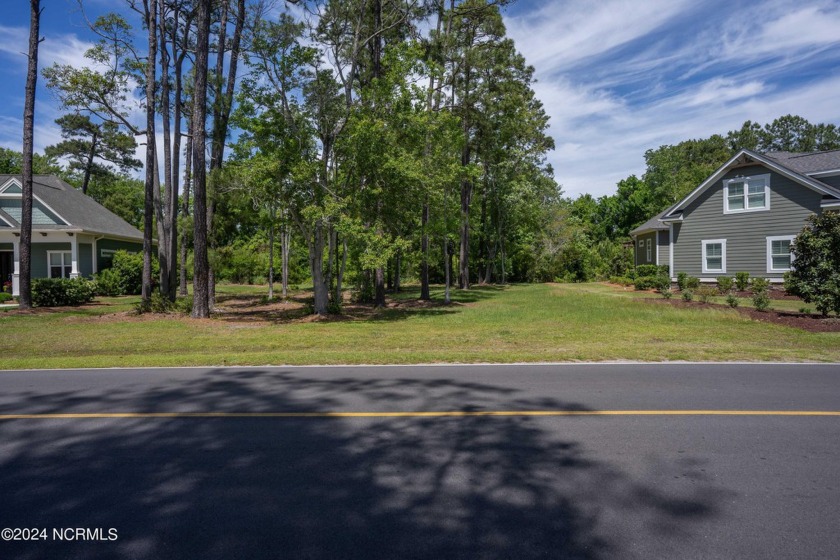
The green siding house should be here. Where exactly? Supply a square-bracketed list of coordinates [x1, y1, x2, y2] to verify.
[630, 149, 840, 282]
[0, 175, 144, 296]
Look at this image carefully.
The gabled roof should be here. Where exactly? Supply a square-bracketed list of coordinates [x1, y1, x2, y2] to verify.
[629, 210, 669, 236]
[0, 175, 143, 241]
[660, 149, 840, 221]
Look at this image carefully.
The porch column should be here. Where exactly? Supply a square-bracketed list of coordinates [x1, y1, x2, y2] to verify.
[69, 235, 79, 279]
[12, 239, 19, 296]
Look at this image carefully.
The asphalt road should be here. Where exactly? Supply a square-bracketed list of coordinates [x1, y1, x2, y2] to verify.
[0, 363, 838, 560]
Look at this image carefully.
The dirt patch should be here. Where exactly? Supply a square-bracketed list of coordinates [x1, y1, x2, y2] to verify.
[644, 298, 840, 332]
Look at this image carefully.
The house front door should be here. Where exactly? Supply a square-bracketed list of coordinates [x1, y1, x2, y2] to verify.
[0, 252, 12, 292]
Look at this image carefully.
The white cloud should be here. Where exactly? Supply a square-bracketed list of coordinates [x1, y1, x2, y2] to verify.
[505, 0, 693, 75]
[0, 25, 98, 73]
[503, 0, 840, 199]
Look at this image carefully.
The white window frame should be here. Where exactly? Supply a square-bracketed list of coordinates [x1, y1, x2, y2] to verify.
[646, 239, 652, 262]
[47, 250, 73, 279]
[702, 239, 726, 274]
[766, 235, 795, 273]
[723, 174, 770, 214]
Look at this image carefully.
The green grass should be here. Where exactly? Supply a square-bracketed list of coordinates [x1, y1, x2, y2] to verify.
[0, 282, 838, 369]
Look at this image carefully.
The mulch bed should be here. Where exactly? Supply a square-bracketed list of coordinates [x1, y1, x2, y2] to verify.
[644, 298, 840, 333]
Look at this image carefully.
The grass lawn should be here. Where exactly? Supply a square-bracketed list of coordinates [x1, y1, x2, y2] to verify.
[0, 282, 838, 369]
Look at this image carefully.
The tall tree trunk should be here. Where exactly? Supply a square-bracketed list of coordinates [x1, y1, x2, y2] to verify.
[281, 219, 289, 299]
[141, 0, 158, 306]
[206, 0, 245, 306]
[420, 3, 444, 302]
[444, 238, 451, 304]
[268, 203, 275, 300]
[81, 131, 97, 195]
[174, 6, 190, 297]
[335, 237, 346, 304]
[310, 221, 328, 315]
[394, 250, 401, 293]
[158, 0, 175, 301]
[19, 0, 40, 310]
[191, 0, 211, 318]
[179, 130, 192, 296]
[420, 198, 430, 300]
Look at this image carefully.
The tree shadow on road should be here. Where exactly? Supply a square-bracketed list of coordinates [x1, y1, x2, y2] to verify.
[0, 369, 729, 559]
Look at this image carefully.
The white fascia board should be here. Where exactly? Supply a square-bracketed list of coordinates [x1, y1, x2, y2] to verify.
[809, 169, 840, 178]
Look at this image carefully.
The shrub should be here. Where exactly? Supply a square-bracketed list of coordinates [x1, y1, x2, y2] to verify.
[177, 296, 193, 315]
[634, 275, 670, 291]
[94, 268, 124, 297]
[726, 293, 739, 308]
[660, 288, 673, 299]
[682, 290, 694, 302]
[677, 272, 688, 291]
[108, 250, 157, 295]
[608, 276, 634, 286]
[734, 272, 750, 291]
[696, 285, 717, 303]
[753, 290, 771, 312]
[685, 276, 700, 290]
[137, 292, 193, 314]
[750, 277, 770, 293]
[0, 292, 13, 303]
[32, 278, 96, 307]
[784, 211, 840, 317]
[636, 264, 669, 277]
[716, 276, 734, 294]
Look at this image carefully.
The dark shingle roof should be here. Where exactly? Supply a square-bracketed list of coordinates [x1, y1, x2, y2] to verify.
[764, 150, 840, 175]
[0, 175, 143, 240]
[629, 210, 669, 236]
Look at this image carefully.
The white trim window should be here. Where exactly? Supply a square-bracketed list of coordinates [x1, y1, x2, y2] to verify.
[646, 239, 652, 262]
[702, 239, 726, 274]
[766, 235, 795, 273]
[47, 251, 73, 279]
[723, 174, 770, 214]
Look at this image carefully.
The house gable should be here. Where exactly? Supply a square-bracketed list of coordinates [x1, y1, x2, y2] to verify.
[0, 178, 70, 227]
[662, 149, 840, 221]
[670, 163, 824, 279]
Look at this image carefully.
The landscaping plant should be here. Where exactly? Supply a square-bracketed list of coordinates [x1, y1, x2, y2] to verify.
[716, 276, 734, 294]
[735, 272, 750, 291]
[784, 211, 840, 316]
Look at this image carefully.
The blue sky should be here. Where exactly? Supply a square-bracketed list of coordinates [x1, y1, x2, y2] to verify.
[1, 0, 839, 198]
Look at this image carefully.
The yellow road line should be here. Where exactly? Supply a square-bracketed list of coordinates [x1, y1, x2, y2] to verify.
[0, 410, 838, 420]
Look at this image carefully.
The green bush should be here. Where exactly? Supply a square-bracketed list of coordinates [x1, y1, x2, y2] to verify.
[137, 292, 194, 315]
[660, 288, 673, 299]
[784, 211, 840, 316]
[696, 285, 717, 303]
[750, 277, 770, 293]
[636, 264, 669, 277]
[110, 250, 156, 295]
[677, 272, 688, 291]
[32, 278, 96, 307]
[716, 276, 734, 293]
[634, 275, 670, 291]
[682, 290, 694, 302]
[94, 267, 124, 297]
[609, 276, 634, 286]
[734, 272, 750, 291]
[753, 290, 771, 312]
[0, 292, 13, 303]
[685, 276, 700, 290]
[725, 293, 739, 308]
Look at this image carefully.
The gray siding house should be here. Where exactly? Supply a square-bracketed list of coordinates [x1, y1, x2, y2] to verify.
[630, 149, 840, 282]
[0, 175, 144, 296]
